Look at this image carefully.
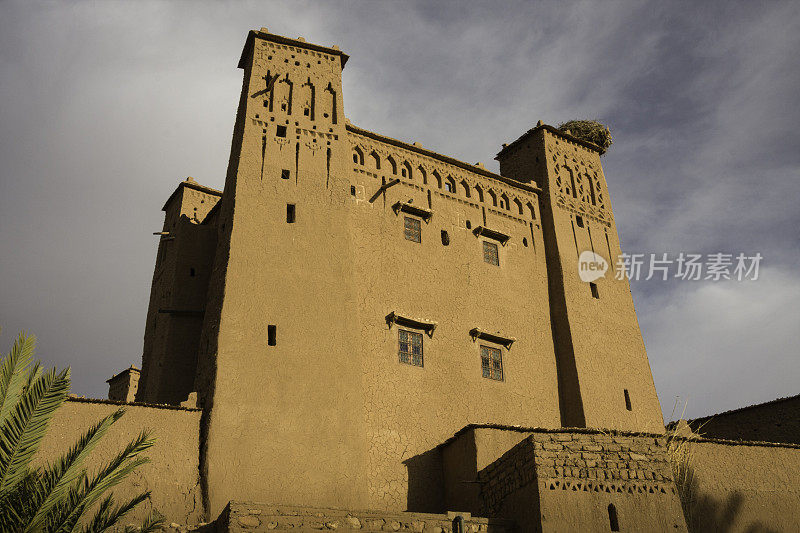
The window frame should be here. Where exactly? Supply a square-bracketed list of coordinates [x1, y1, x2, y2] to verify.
[483, 240, 500, 266]
[404, 216, 422, 243]
[480, 344, 504, 381]
[398, 328, 424, 367]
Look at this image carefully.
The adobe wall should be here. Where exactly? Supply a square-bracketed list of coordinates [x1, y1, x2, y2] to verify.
[138, 181, 221, 404]
[460, 427, 687, 532]
[35, 398, 203, 527]
[682, 439, 800, 532]
[688, 394, 800, 445]
[347, 128, 561, 512]
[196, 29, 370, 519]
[497, 128, 664, 433]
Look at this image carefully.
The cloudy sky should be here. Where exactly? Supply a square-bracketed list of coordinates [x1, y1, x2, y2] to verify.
[1, 1, 798, 421]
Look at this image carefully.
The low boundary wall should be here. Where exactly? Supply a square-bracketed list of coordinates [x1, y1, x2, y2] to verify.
[36, 397, 203, 527]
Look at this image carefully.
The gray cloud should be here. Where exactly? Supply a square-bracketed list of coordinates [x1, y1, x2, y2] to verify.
[1, 1, 798, 420]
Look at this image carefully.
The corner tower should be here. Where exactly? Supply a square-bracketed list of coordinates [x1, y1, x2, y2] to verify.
[496, 124, 664, 433]
[194, 29, 367, 517]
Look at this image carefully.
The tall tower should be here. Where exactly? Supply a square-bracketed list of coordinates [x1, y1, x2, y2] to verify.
[193, 29, 368, 517]
[496, 124, 664, 433]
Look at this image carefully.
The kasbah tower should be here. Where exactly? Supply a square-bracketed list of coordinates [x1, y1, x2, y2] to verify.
[127, 27, 685, 529]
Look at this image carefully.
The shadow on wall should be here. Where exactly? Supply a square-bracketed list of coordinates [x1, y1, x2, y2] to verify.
[404, 448, 445, 513]
[679, 467, 779, 533]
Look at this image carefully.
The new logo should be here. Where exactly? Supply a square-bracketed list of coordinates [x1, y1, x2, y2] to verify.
[578, 251, 608, 282]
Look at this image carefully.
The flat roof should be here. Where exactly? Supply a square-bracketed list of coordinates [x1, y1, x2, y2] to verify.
[106, 365, 140, 384]
[162, 178, 223, 212]
[496, 123, 604, 160]
[239, 29, 349, 70]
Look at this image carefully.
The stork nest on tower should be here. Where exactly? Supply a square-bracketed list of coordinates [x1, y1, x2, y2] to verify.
[557, 120, 613, 154]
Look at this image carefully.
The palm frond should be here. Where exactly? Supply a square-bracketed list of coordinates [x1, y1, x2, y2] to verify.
[25, 409, 126, 531]
[81, 491, 150, 533]
[138, 509, 165, 533]
[44, 431, 154, 533]
[0, 332, 36, 427]
[0, 366, 71, 495]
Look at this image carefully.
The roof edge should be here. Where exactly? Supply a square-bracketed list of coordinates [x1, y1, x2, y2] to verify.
[688, 393, 800, 424]
[162, 179, 223, 212]
[496, 123, 604, 160]
[239, 29, 349, 70]
[347, 123, 541, 194]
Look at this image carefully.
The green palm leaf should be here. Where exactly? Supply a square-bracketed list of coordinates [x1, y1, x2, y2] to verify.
[80, 491, 150, 533]
[0, 332, 36, 427]
[0, 366, 71, 495]
[44, 431, 154, 533]
[24, 409, 126, 531]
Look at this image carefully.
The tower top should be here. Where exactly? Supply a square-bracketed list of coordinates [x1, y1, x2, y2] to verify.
[238, 28, 350, 70]
[495, 122, 605, 161]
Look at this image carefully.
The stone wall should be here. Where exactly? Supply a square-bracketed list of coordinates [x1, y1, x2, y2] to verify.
[216, 502, 514, 533]
[688, 394, 800, 445]
[36, 398, 203, 528]
[681, 438, 800, 532]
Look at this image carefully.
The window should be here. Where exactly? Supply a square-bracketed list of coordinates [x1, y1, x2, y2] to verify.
[404, 216, 421, 243]
[483, 241, 499, 266]
[281, 169, 290, 180]
[441, 230, 450, 246]
[576, 215, 584, 228]
[286, 204, 296, 223]
[608, 504, 619, 531]
[444, 181, 453, 193]
[350, 185, 356, 196]
[399, 329, 423, 367]
[481, 345, 503, 381]
[276, 125, 287, 138]
[189, 267, 196, 277]
[624, 389, 632, 411]
[267, 325, 277, 346]
[465, 220, 471, 229]
[590, 282, 599, 299]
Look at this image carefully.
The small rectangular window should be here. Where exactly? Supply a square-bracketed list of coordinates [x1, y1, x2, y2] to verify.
[281, 169, 290, 180]
[481, 345, 503, 381]
[399, 329, 423, 367]
[624, 389, 632, 411]
[576, 215, 584, 228]
[286, 204, 296, 223]
[189, 267, 196, 277]
[404, 216, 421, 243]
[350, 185, 356, 196]
[590, 282, 599, 299]
[483, 241, 499, 266]
[276, 125, 287, 138]
[267, 325, 276, 346]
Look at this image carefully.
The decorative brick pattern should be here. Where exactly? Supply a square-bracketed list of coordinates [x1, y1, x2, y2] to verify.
[478, 431, 674, 516]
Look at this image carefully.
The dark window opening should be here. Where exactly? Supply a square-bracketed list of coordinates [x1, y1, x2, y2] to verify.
[267, 325, 277, 346]
[624, 389, 632, 411]
[484, 241, 499, 266]
[441, 230, 450, 246]
[590, 282, 599, 299]
[281, 169, 290, 180]
[276, 125, 287, 137]
[404, 216, 421, 243]
[189, 268, 196, 277]
[286, 204, 296, 223]
[608, 504, 619, 531]
[401, 168, 407, 177]
[399, 329, 423, 367]
[303, 108, 310, 116]
[353, 154, 358, 164]
[576, 215, 584, 228]
[466, 220, 471, 229]
[481, 345, 503, 381]
[523, 238, 528, 247]
[350, 185, 356, 196]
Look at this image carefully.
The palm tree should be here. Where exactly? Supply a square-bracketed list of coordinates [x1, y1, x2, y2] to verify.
[0, 331, 164, 532]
